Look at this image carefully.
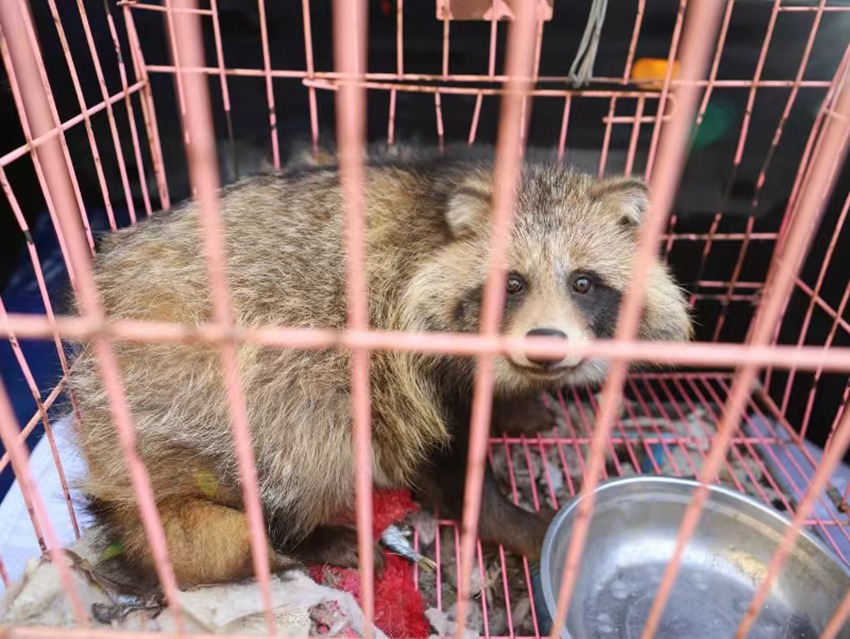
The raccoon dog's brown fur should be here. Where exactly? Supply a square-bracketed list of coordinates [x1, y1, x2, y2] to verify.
[68, 158, 692, 588]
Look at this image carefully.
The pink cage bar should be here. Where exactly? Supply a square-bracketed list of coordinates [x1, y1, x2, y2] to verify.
[0, 0, 848, 638]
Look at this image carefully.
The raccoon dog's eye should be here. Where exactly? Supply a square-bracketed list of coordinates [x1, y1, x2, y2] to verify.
[506, 274, 525, 295]
[572, 275, 593, 294]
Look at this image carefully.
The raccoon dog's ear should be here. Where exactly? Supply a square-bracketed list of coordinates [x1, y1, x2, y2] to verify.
[446, 177, 493, 238]
[590, 176, 650, 229]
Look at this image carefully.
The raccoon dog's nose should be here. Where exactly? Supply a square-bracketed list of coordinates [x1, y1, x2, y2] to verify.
[525, 328, 568, 367]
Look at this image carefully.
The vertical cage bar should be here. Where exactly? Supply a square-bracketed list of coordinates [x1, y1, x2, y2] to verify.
[548, 3, 725, 637]
[103, 0, 154, 218]
[162, 0, 190, 151]
[624, 95, 645, 176]
[499, 437, 542, 636]
[598, 98, 616, 176]
[824, 389, 850, 469]
[170, 0, 276, 631]
[209, 0, 239, 182]
[454, 3, 538, 637]
[732, 0, 782, 169]
[441, 1, 450, 78]
[436, 1, 448, 155]
[256, 0, 280, 169]
[332, 0, 375, 632]
[434, 92, 446, 152]
[621, 0, 646, 84]
[467, 0, 499, 146]
[711, 215, 755, 341]
[695, 0, 734, 125]
[751, 0, 827, 212]
[668, 0, 735, 263]
[556, 94, 571, 161]
[519, 17, 544, 154]
[301, 0, 320, 153]
[800, 286, 850, 439]
[122, 3, 171, 209]
[387, 0, 403, 145]
[644, 0, 688, 181]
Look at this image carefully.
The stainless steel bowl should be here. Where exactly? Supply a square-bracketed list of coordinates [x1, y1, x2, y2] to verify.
[540, 476, 850, 639]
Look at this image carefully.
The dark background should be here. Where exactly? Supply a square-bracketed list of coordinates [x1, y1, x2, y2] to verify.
[1, 0, 848, 499]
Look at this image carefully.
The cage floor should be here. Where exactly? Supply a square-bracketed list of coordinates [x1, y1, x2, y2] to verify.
[411, 372, 850, 639]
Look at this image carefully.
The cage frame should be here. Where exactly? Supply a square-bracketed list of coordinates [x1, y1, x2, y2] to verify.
[0, 0, 848, 638]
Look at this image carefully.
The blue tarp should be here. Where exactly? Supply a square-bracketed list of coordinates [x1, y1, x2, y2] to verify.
[0, 207, 130, 499]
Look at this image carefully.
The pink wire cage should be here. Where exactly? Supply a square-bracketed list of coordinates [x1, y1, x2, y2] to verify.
[0, 0, 848, 638]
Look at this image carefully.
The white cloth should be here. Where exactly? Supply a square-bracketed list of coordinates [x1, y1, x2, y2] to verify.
[1, 527, 385, 637]
[0, 414, 90, 595]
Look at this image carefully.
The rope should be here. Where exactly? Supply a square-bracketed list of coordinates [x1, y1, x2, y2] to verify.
[567, 0, 608, 88]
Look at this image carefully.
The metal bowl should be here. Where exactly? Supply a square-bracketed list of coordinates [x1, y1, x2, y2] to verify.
[540, 476, 850, 639]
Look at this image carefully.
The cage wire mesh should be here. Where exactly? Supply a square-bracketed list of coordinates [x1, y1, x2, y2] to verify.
[0, 0, 849, 637]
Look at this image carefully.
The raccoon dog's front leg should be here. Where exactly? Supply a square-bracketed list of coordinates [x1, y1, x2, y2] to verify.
[281, 524, 386, 573]
[491, 395, 558, 437]
[417, 432, 554, 562]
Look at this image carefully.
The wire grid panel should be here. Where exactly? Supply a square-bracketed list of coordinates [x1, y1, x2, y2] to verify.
[0, 0, 848, 638]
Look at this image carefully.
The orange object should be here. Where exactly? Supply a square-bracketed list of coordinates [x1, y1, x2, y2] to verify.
[631, 57, 681, 90]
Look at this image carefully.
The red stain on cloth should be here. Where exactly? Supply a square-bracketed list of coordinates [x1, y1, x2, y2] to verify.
[309, 489, 430, 639]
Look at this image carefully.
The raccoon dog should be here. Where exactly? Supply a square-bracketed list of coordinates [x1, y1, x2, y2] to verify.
[68, 157, 692, 587]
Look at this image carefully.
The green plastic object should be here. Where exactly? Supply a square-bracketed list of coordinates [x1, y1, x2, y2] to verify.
[692, 102, 736, 150]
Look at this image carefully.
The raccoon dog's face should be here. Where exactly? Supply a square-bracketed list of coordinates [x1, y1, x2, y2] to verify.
[405, 164, 693, 395]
